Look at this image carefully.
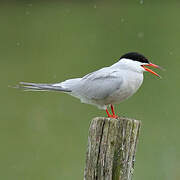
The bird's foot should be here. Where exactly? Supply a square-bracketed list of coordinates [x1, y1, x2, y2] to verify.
[108, 114, 119, 119]
[106, 108, 118, 119]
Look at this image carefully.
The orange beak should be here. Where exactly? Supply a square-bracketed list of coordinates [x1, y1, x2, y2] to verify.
[141, 63, 162, 78]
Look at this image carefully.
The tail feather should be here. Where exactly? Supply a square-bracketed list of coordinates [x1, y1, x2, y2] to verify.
[18, 82, 72, 92]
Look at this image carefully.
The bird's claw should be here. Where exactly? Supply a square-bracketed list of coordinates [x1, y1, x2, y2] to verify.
[108, 114, 119, 119]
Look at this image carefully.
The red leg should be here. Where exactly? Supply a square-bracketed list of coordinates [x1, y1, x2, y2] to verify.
[105, 105, 118, 119]
[111, 104, 115, 116]
[106, 109, 111, 117]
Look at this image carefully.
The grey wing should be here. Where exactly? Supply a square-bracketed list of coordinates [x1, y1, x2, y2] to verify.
[79, 68, 123, 100]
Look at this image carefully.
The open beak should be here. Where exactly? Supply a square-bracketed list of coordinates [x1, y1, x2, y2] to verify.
[141, 63, 162, 78]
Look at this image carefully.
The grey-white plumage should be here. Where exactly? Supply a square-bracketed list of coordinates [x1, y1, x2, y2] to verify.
[19, 58, 145, 110]
[18, 52, 161, 117]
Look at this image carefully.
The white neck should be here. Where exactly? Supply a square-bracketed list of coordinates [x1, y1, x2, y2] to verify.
[111, 58, 145, 73]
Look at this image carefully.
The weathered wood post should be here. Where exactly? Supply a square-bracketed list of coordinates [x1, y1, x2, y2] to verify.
[84, 117, 141, 180]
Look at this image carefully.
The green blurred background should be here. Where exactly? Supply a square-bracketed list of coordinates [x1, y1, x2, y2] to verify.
[1, 0, 180, 179]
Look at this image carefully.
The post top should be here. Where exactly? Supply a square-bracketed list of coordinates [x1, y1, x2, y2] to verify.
[93, 117, 141, 123]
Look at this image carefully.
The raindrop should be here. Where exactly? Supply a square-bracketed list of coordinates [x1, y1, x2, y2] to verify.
[140, 0, 144, 4]
[28, 3, 32, 7]
[65, 8, 71, 13]
[94, 4, 97, 9]
[53, 74, 57, 79]
[25, 11, 30, 15]
[169, 51, 173, 55]
[16, 41, 21, 47]
[120, 18, 124, 23]
[137, 32, 144, 38]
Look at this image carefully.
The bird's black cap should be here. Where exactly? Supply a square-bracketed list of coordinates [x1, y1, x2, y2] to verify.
[120, 52, 149, 63]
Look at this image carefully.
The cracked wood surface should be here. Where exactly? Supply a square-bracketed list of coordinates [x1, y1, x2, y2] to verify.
[84, 117, 141, 180]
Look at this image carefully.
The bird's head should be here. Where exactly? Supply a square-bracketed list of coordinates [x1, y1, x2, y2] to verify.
[118, 52, 162, 77]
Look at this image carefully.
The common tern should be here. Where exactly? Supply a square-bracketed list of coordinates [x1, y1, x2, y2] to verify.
[18, 52, 161, 118]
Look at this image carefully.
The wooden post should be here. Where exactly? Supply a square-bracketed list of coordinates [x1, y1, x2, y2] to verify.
[84, 117, 141, 180]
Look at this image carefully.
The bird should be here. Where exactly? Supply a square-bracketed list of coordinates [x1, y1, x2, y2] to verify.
[18, 52, 162, 119]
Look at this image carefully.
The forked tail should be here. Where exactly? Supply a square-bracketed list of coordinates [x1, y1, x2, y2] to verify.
[17, 82, 72, 92]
